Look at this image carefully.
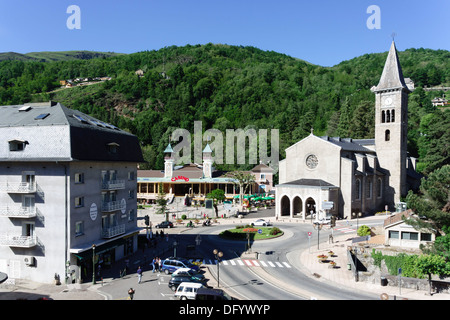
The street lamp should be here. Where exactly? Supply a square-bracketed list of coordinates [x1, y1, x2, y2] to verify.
[312, 222, 323, 250]
[213, 249, 223, 288]
[92, 244, 96, 285]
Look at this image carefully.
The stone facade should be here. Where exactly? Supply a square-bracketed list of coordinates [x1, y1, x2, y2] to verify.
[275, 42, 419, 220]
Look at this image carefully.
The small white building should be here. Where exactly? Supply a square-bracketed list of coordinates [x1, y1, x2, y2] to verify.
[384, 210, 436, 249]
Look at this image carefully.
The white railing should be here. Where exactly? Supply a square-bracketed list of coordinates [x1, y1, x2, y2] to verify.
[101, 224, 125, 238]
[101, 200, 125, 212]
[0, 206, 38, 218]
[0, 235, 37, 247]
[101, 180, 125, 190]
[2, 182, 36, 193]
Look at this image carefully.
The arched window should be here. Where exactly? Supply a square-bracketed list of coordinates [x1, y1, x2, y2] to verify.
[391, 109, 395, 122]
[366, 179, 373, 199]
[355, 179, 361, 200]
[377, 178, 383, 198]
[386, 110, 390, 123]
[385, 130, 390, 141]
[381, 110, 385, 123]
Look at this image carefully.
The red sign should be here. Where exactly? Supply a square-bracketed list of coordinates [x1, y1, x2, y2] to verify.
[171, 176, 189, 182]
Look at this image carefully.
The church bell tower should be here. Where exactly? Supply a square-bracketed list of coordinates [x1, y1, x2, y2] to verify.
[371, 41, 410, 206]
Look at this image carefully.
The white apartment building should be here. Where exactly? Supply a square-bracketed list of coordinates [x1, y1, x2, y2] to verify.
[0, 102, 143, 284]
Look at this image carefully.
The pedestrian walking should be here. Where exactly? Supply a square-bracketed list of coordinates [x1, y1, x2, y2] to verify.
[137, 266, 143, 284]
[128, 288, 135, 300]
[157, 257, 162, 272]
[152, 258, 156, 273]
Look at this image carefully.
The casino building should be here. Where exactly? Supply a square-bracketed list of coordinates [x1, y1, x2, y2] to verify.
[137, 143, 274, 203]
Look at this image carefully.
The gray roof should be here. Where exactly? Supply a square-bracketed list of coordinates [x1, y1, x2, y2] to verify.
[319, 136, 374, 153]
[372, 41, 410, 93]
[0, 102, 143, 162]
[277, 179, 337, 189]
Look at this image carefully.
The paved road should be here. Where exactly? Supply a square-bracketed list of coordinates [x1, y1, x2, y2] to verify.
[97, 211, 384, 300]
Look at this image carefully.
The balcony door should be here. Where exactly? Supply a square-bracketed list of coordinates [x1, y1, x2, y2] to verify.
[22, 195, 35, 213]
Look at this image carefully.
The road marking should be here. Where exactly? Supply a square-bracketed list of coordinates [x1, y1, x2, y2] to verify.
[237, 259, 245, 266]
[259, 261, 268, 267]
[230, 260, 236, 266]
[267, 261, 275, 267]
[282, 262, 291, 268]
[244, 260, 253, 266]
[252, 260, 260, 267]
[275, 262, 283, 268]
[222, 260, 228, 266]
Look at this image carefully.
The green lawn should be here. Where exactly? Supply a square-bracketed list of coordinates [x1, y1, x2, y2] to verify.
[219, 226, 283, 241]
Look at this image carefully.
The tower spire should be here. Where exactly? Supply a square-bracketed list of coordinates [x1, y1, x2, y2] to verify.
[372, 41, 410, 93]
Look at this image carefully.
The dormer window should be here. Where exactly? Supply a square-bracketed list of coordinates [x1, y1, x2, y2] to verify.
[107, 142, 120, 154]
[9, 140, 28, 151]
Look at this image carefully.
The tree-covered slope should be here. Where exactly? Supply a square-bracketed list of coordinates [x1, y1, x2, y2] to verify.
[0, 44, 448, 172]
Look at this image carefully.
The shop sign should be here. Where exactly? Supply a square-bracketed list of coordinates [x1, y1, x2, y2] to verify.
[171, 176, 189, 182]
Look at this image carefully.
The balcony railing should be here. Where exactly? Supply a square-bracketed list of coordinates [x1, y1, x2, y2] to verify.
[101, 180, 125, 190]
[101, 224, 125, 238]
[101, 200, 126, 212]
[2, 182, 36, 193]
[0, 206, 38, 218]
[0, 235, 37, 247]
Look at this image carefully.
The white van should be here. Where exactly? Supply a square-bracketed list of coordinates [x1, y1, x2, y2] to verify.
[174, 282, 205, 300]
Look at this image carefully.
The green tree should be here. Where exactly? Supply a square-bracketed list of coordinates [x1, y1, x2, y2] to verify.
[405, 165, 450, 235]
[415, 254, 450, 295]
[155, 182, 169, 221]
[206, 189, 225, 217]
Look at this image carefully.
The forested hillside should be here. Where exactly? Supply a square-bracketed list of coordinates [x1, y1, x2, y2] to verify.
[0, 44, 448, 174]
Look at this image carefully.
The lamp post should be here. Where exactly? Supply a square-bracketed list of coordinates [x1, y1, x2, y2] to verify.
[213, 249, 223, 288]
[312, 222, 323, 250]
[92, 244, 96, 285]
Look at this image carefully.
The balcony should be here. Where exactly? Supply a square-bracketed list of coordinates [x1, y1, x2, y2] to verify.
[101, 200, 126, 212]
[101, 224, 125, 238]
[2, 182, 36, 193]
[0, 206, 38, 218]
[101, 180, 125, 190]
[0, 235, 37, 247]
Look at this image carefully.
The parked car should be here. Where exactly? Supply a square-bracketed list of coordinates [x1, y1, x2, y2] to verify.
[174, 282, 205, 300]
[195, 287, 236, 300]
[169, 274, 205, 291]
[251, 219, 272, 226]
[172, 267, 205, 281]
[161, 257, 200, 275]
[156, 221, 173, 228]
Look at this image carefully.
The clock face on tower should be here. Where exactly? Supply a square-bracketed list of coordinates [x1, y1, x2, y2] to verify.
[384, 97, 392, 106]
[306, 154, 318, 169]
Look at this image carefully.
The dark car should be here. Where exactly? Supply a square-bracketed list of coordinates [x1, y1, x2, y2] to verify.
[156, 221, 173, 228]
[195, 288, 236, 300]
[169, 274, 205, 291]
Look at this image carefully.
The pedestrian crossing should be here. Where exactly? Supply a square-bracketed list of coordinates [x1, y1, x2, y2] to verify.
[189, 258, 292, 269]
[333, 223, 356, 234]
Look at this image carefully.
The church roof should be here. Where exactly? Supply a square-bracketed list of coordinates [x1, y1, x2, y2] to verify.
[277, 178, 337, 189]
[372, 41, 410, 93]
[319, 136, 374, 153]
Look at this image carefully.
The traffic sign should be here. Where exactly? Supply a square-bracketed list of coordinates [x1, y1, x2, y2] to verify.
[307, 232, 312, 237]
[258, 229, 263, 234]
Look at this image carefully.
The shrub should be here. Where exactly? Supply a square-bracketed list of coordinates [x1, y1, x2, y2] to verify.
[270, 227, 282, 235]
[181, 214, 187, 220]
[357, 225, 371, 236]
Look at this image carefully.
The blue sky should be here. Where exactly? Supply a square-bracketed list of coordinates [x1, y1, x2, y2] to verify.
[0, 0, 448, 66]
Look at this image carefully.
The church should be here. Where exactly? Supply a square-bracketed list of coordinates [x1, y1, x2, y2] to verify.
[275, 42, 420, 220]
